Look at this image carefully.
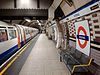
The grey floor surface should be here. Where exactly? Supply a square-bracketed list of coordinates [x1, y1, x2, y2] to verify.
[4, 34, 40, 75]
[19, 34, 71, 75]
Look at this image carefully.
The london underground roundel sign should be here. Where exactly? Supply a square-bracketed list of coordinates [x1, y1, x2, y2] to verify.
[77, 26, 89, 49]
[75, 20, 90, 56]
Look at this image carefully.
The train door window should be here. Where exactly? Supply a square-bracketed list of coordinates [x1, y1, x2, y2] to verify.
[8, 27, 16, 40]
[0, 27, 8, 42]
[32, 30, 34, 33]
[28, 30, 30, 34]
[25, 29, 29, 35]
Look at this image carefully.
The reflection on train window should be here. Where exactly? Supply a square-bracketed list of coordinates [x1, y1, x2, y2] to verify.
[0, 29, 8, 42]
[9, 30, 16, 40]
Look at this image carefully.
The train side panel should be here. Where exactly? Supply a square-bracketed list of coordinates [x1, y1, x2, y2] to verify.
[0, 22, 18, 65]
[0, 21, 39, 66]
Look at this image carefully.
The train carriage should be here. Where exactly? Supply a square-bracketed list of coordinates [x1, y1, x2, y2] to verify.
[0, 21, 38, 66]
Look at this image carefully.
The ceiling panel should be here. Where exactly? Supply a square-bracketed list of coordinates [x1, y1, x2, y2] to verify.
[17, 0, 37, 9]
[40, 0, 54, 9]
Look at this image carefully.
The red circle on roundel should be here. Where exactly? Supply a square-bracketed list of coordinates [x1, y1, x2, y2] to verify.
[78, 26, 87, 49]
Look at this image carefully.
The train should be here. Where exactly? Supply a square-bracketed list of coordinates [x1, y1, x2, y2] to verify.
[0, 21, 39, 66]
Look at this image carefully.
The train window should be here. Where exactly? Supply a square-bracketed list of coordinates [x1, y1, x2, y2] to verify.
[0, 29, 8, 42]
[8, 30, 16, 40]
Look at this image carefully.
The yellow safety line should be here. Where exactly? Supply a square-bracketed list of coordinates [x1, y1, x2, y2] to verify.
[0, 40, 33, 75]
[0, 73, 1, 75]
[71, 58, 93, 73]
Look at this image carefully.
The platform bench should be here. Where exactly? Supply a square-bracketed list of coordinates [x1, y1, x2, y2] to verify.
[60, 46, 94, 75]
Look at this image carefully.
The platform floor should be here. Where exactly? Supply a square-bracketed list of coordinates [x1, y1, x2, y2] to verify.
[19, 34, 70, 75]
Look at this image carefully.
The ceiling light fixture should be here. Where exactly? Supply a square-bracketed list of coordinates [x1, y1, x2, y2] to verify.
[37, 20, 39, 23]
[25, 18, 31, 22]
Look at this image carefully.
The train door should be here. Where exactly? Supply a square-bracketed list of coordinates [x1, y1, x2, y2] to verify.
[21, 26, 26, 44]
[15, 26, 23, 48]
[16, 26, 20, 48]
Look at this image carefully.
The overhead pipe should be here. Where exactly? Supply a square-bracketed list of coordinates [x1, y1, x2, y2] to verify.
[37, 0, 40, 8]
[14, 0, 17, 8]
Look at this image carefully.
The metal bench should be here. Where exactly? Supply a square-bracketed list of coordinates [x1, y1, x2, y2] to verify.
[60, 46, 94, 75]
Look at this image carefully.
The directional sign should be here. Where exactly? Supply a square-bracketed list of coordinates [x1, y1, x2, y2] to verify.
[75, 20, 90, 56]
